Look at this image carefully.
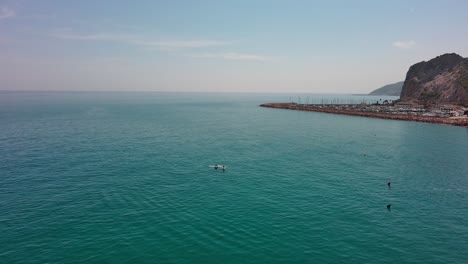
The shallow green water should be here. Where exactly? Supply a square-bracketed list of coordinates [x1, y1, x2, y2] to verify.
[1, 92, 467, 263]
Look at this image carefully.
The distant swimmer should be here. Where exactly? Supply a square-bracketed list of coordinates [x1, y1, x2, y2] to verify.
[387, 181, 391, 188]
[387, 204, 392, 210]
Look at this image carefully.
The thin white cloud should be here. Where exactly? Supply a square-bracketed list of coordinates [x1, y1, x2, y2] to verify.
[392, 40, 416, 49]
[191, 52, 271, 61]
[137, 40, 226, 48]
[0, 7, 15, 19]
[55, 33, 136, 42]
[54, 32, 226, 49]
[20, 14, 57, 20]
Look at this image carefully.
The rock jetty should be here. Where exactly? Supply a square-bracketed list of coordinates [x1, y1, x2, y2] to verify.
[260, 103, 468, 127]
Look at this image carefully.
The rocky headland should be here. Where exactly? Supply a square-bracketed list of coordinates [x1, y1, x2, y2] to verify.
[401, 53, 468, 104]
[369, 81, 403, 96]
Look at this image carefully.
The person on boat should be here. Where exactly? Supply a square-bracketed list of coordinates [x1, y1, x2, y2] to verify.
[387, 181, 391, 188]
[214, 164, 218, 170]
[222, 165, 225, 172]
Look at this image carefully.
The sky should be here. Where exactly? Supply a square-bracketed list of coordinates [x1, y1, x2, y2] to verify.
[1, 0, 468, 93]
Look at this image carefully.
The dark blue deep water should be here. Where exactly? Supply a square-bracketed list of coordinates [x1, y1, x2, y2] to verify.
[1, 92, 467, 263]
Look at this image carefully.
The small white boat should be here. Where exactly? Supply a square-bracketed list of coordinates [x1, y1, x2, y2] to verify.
[208, 165, 227, 170]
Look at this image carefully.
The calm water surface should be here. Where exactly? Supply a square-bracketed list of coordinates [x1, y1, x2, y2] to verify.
[0, 92, 467, 263]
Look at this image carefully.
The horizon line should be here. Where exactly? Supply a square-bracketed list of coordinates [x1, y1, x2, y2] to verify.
[0, 89, 386, 95]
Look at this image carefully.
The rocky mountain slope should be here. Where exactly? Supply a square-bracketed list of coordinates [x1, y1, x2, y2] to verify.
[400, 53, 468, 104]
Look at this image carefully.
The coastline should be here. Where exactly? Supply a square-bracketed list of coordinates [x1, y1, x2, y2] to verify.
[260, 103, 468, 127]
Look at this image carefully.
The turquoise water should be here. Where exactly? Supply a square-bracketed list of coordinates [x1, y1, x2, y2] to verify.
[1, 92, 467, 264]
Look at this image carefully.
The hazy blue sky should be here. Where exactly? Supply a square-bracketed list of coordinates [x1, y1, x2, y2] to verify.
[1, 0, 467, 93]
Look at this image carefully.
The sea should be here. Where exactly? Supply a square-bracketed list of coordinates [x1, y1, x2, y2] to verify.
[1, 91, 467, 264]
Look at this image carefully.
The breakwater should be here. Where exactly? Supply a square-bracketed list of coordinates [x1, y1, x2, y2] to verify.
[260, 103, 468, 127]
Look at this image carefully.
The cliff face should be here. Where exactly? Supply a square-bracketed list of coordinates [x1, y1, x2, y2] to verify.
[400, 53, 468, 104]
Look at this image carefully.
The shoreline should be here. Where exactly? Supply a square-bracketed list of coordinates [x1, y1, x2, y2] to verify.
[260, 103, 468, 127]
